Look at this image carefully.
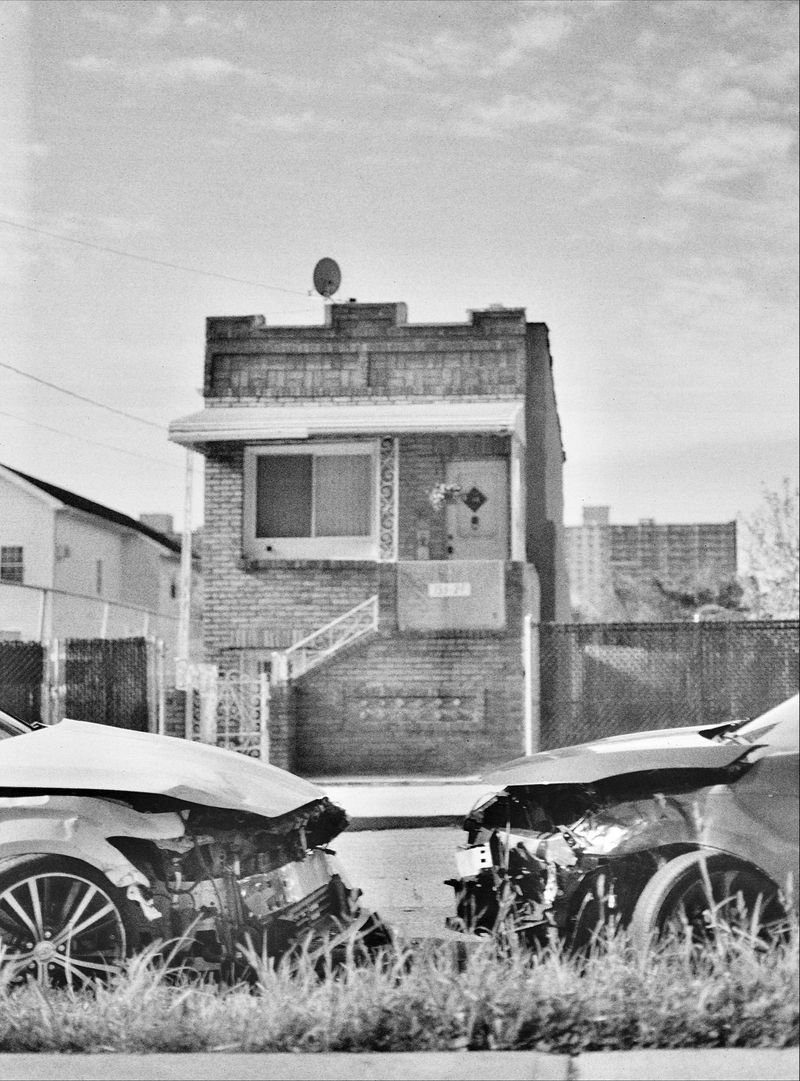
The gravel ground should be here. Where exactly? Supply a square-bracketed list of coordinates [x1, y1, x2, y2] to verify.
[332, 826, 466, 940]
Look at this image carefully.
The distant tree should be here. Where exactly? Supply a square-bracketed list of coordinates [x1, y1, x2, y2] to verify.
[741, 479, 800, 619]
[612, 572, 683, 621]
[612, 569, 746, 622]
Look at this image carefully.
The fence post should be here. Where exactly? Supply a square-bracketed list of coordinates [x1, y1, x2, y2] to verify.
[156, 639, 166, 736]
[270, 650, 289, 685]
[522, 613, 533, 755]
[184, 664, 194, 741]
[198, 665, 218, 744]
[46, 638, 66, 725]
[38, 588, 53, 642]
[259, 672, 270, 763]
[145, 637, 155, 733]
[524, 616, 541, 755]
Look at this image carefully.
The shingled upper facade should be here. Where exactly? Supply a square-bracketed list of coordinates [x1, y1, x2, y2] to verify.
[170, 301, 568, 775]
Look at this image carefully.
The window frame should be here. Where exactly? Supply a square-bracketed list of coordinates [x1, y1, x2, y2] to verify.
[0, 546, 24, 584]
[243, 441, 380, 561]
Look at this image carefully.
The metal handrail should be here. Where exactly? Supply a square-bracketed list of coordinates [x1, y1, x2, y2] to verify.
[271, 595, 378, 683]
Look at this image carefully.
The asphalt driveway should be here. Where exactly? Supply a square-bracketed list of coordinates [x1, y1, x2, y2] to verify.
[334, 826, 464, 940]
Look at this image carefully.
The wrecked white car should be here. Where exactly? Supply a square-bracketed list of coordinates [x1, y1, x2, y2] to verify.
[0, 713, 388, 984]
[447, 695, 798, 949]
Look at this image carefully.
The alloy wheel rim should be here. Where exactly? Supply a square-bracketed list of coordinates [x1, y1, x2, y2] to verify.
[668, 869, 781, 940]
[0, 871, 126, 985]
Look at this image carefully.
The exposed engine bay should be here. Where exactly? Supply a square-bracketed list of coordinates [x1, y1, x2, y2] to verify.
[140, 797, 391, 973]
[0, 718, 392, 982]
[0, 791, 388, 980]
[446, 766, 759, 948]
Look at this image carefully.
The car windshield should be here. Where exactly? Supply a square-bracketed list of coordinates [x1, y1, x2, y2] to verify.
[725, 695, 799, 745]
[0, 710, 33, 740]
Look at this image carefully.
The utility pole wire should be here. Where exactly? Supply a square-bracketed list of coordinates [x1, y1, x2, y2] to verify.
[0, 216, 318, 296]
[0, 408, 184, 470]
[0, 361, 167, 431]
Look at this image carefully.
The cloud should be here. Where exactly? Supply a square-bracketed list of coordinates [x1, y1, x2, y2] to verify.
[69, 55, 117, 74]
[67, 53, 264, 85]
[147, 55, 248, 83]
[140, 4, 173, 38]
[366, 6, 574, 86]
[454, 94, 570, 137]
[47, 211, 159, 243]
[661, 120, 796, 201]
[0, 139, 48, 159]
[369, 32, 477, 81]
[482, 7, 573, 74]
[79, 4, 129, 31]
[80, 2, 249, 37]
[231, 110, 344, 135]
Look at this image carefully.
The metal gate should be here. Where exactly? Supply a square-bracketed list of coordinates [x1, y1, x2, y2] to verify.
[186, 668, 271, 760]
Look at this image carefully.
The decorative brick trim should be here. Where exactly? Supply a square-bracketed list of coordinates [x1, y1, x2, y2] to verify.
[379, 437, 399, 562]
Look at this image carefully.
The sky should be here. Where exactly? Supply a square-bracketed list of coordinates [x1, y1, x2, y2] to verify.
[0, 0, 797, 534]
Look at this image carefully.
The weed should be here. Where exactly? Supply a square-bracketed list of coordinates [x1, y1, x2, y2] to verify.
[0, 915, 797, 1053]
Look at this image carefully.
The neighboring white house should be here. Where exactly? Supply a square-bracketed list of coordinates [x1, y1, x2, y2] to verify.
[0, 463, 199, 659]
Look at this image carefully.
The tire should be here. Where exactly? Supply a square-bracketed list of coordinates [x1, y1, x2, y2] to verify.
[0, 855, 138, 987]
[630, 850, 786, 951]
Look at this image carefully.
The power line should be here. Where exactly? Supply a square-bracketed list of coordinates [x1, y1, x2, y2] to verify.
[0, 361, 167, 431]
[0, 216, 321, 297]
[0, 409, 184, 470]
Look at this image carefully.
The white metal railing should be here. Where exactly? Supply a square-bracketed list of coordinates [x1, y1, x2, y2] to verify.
[270, 595, 378, 684]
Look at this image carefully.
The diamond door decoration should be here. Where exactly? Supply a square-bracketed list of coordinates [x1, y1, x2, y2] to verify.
[463, 487, 487, 512]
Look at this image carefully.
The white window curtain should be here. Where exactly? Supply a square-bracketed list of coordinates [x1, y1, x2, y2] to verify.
[314, 454, 371, 536]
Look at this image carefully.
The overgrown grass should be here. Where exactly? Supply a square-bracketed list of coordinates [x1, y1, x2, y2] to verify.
[1, 921, 797, 1054]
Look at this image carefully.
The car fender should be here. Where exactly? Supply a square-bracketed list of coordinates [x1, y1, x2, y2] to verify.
[0, 795, 185, 890]
[569, 786, 795, 898]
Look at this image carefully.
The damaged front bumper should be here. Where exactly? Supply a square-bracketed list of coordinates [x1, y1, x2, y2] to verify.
[445, 829, 586, 942]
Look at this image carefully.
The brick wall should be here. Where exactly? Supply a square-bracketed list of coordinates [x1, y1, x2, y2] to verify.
[203, 444, 379, 661]
[525, 323, 569, 621]
[204, 305, 528, 401]
[205, 433, 518, 658]
[291, 563, 531, 776]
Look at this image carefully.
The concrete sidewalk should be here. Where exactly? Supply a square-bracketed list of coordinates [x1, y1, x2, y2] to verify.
[1, 1049, 796, 1080]
[317, 777, 501, 829]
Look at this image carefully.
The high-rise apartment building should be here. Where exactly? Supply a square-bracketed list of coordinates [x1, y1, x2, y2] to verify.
[566, 507, 737, 621]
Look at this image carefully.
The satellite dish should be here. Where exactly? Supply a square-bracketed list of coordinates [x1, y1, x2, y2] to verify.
[313, 257, 341, 298]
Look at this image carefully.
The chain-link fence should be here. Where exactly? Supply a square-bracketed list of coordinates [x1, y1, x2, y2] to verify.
[538, 620, 799, 750]
[0, 641, 45, 724]
[63, 638, 153, 731]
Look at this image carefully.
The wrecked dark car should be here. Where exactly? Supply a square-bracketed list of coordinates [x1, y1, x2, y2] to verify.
[0, 716, 388, 985]
[447, 694, 798, 949]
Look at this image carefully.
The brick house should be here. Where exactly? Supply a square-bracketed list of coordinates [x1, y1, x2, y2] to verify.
[169, 301, 568, 775]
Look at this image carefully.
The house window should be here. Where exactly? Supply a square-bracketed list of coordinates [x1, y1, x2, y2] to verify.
[244, 443, 377, 560]
[95, 559, 104, 595]
[0, 546, 23, 584]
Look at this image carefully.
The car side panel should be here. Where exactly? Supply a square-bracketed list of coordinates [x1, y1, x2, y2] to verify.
[570, 774, 798, 892]
[0, 796, 185, 889]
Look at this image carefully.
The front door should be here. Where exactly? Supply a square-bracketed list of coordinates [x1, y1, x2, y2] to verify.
[445, 459, 508, 560]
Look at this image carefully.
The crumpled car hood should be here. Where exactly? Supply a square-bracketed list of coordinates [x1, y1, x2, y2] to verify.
[483, 723, 756, 787]
[0, 719, 326, 820]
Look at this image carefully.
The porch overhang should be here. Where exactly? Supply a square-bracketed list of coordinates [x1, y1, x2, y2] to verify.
[168, 399, 525, 447]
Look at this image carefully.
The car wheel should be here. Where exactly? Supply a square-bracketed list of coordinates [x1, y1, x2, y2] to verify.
[0, 855, 137, 986]
[630, 850, 787, 951]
